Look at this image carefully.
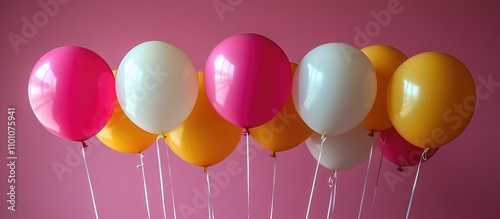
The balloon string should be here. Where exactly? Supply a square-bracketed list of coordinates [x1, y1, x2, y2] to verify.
[206, 168, 215, 219]
[211, 197, 215, 219]
[138, 153, 151, 219]
[243, 128, 251, 219]
[81, 142, 99, 219]
[369, 135, 386, 217]
[405, 149, 428, 219]
[326, 171, 338, 219]
[358, 139, 375, 219]
[166, 141, 179, 219]
[269, 153, 277, 219]
[156, 135, 168, 219]
[306, 134, 327, 219]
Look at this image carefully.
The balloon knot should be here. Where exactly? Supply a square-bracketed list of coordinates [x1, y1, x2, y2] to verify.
[137, 153, 144, 168]
[368, 131, 374, 137]
[158, 134, 166, 140]
[81, 141, 88, 149]
[270, 151, 276, 158]
[242, 128, 250, 136]
[202, 167, 207, 173]
[397, 166, 404, 172]
[422, 148, 430, 161]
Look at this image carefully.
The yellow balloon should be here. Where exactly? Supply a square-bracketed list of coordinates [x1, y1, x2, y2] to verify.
[166, 72, 241, 167]
[96, 100, 157, 154]
[387, 52, 476, 149]
[360, 45, 408, 132]
[250, 63, 313, 152]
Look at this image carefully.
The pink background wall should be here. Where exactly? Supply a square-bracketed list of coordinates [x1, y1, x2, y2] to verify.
[1, 0, 499, 218]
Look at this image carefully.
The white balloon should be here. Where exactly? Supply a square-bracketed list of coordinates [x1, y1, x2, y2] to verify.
[292, 42, 377, 136]
[116, 41, 198, 134]
[306, 126, 375, 171]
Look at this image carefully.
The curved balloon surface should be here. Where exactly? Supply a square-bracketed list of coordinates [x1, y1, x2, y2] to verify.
[250, 63, 313, 152]
[116, 41, 199, 134]
[28, 46, 115, 141]
[167, 72, 242, 167]
[360, 44, 407, 132]
[387, 51, 476, 148]
[306, 126, 374, 171]
[378, 127, 438, 167]
[204, 33, 292, 128]
[293, 43, 377, 136]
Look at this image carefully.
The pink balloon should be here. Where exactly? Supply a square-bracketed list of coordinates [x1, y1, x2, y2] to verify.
[377, 127, 438, 167]
[204, 33, 292, 128]
[28, 46, 116, 142]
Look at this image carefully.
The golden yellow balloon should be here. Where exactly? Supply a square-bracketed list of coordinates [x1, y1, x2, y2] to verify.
[96, 69, 157, 153]
[250, 63, 313, 152]
[360, 45, 407, 132]
[166, 72, 241, 168]
[387, 51, 476, 149]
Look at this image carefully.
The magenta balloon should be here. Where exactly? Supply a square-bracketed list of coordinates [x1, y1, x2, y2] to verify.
[378, 127, 438, 167]
[204, 33, 292, 128]
[28, 46, 116, 142]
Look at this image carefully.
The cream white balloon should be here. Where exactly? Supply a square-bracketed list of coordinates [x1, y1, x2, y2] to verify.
[306, 126, 375, 171]
[293, 42, 377, 136]
[116, 41, 198, 134]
